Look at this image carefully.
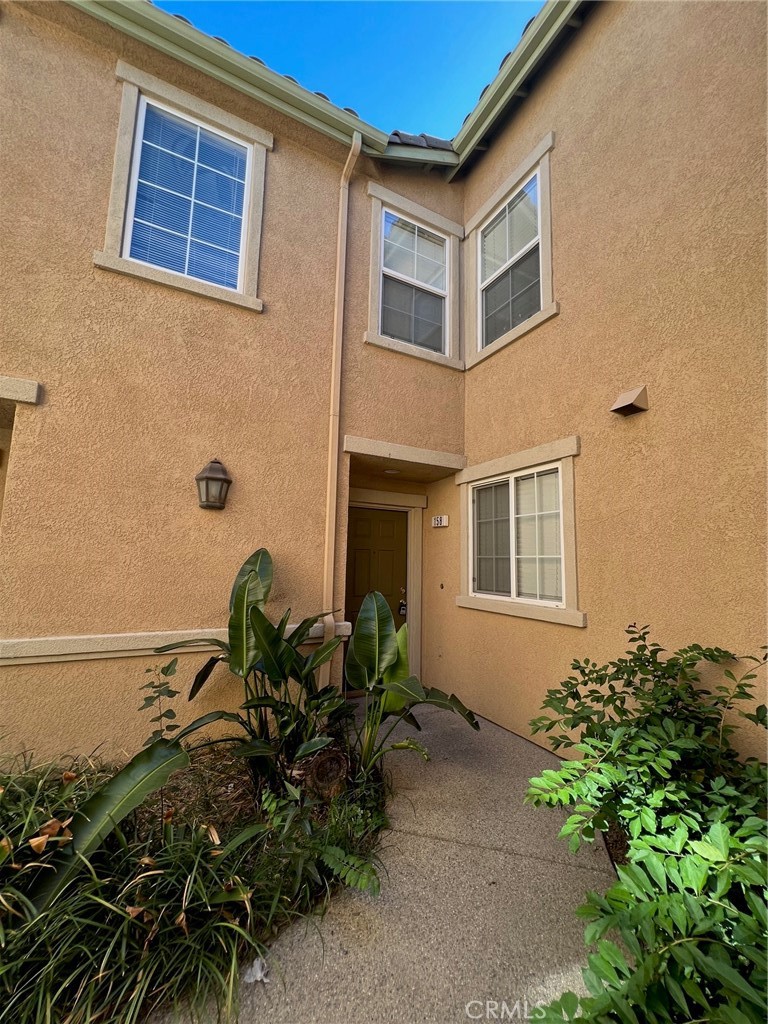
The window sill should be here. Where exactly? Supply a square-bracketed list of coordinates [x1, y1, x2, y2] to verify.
[455, 593, 586, 627]
[466, 301, 559, 369]
[93, 252, 264, 312]
[364, 331, 464, 370]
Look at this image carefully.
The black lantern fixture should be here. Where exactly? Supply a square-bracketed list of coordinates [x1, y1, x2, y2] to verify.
[195, 459, 232, 509]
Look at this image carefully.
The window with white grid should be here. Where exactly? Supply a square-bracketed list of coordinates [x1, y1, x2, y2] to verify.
[123, 98, 251, 291]
[380, 209, 448, 354]
[471, 464, 563, 605]
[479, 172, 541, 349]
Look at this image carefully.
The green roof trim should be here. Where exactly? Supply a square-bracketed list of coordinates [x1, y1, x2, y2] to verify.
[449, 0, 585, 178]
[66, 0, 586, 173]
[65, 0, 390, 153]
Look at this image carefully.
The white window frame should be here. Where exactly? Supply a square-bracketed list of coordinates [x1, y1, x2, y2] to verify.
[365, 182, 464, 370]
[455, 435, 586, 627]
[122, 95, 254, 295]
[464, 132, 558, 370]
[94, 62, 273, 312]
[469, 461, 565, 608]
[379, 206, 450, 358]
[477, 168, 542, 353]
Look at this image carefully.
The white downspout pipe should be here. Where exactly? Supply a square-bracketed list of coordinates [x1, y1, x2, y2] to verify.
[320, 131, 362, 680]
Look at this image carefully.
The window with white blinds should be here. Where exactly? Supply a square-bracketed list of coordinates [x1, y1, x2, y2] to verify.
[471, 463, 563, 605]
[123, 98, 250, 291]
[479, 172, 541, 348]
[380, 209, 448, 354]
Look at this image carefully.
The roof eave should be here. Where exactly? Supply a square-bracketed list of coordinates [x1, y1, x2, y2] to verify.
[364, 144, 459, 167]
[448, 0, 585, 180]
[65, 0, 391, 153]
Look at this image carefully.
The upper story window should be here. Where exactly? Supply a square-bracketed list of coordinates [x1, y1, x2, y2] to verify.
[479, 173, 540, 349]
[94, 62, 272, 312]
[124, 99, 250, 291]
[464, 133, 557, 369]
[381, 210, 448, 354]
[365, 182, 463, 369]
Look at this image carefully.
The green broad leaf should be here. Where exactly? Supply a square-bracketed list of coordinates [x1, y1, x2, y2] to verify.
[380, 675, 426, 705]
[189, 655, 222, 700]
[30, 740, 189, 914]
[344, 639, 370, 689]
[228, 573, 263, 677]
[293, 737, 333, 761]
[231, 739, 276, 758]
[173, 710, 243, 744]
[643, 852, 668, 892]
[640, 807, 657, 833]
[689, 840, 727, 863]
[287, 614, 324, 649]
[665, 976, 689, 1016]
[303, 637, 342, 678]
[692, 951, 764, 1008]
[420, 685, 480, 730]
[229, 547, 273, 613]
[707, 821, 731, 858]
[217, 822, 270, 859]
[383, 624, 411, 685]
[250, 604, 296, 684]
[240, 695, 279, 710]
[350, 591, 398, 680]
[713, 1006, 757, 1024]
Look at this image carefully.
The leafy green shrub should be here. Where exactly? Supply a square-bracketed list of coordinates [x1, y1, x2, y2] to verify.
[526, 626, 767, 1024]
[157, 547, 352, 790]
[0, 748, 384, 1024]
[345, 591, 479, 773]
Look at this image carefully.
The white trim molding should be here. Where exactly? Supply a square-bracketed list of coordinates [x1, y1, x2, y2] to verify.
[0, 622, 352, 667]
[344, 435, 466, 471]
[0, 375, 41, 405]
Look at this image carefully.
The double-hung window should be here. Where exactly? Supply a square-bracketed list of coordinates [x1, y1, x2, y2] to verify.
[95, 62, 272, 311]
[380, 210, 448, 354]
[365, 183, 463, 368]
[124, 98, 250, 291]
[479, 172, 541, 349]
[472, 463, 563, 605]
[457, 438, 583, 626]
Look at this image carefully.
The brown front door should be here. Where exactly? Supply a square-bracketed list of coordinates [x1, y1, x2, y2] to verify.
[345, 506, 408, 637]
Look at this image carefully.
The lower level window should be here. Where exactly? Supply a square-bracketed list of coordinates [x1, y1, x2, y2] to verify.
[472, 464, 562, 605]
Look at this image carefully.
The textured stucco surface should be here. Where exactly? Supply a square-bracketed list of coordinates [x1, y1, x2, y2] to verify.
[418, 0, 767, 758]
[0, 0, 765, 758]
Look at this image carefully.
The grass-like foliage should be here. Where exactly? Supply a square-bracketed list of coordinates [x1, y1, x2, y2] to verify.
[526, 626, 767, 1023]
[0, 746, 385, 1024]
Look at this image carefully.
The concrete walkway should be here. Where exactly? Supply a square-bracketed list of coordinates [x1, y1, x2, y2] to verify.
[242, 708, 616, 1024]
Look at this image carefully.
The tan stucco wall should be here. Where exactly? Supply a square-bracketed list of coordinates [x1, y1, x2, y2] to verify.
[1, 1, 765, 760]
[417, 0, 767, 758]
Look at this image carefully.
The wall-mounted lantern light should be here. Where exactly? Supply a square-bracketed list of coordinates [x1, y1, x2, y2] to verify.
[611, 385, 649, 416]
[195, 459, 232, 509]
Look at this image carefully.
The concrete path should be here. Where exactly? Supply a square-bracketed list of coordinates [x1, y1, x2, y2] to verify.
[242, 708, 616, 1024]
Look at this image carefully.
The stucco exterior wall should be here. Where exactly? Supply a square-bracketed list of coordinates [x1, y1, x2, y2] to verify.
[0, 0, 765, 759]
[418, 0, 767, 757]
